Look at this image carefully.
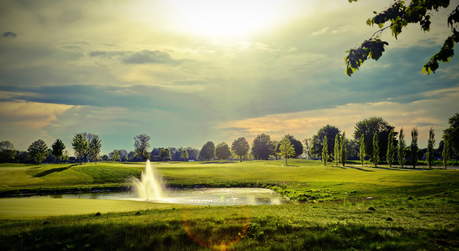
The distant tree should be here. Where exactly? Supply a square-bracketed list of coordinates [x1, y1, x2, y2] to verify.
[398, 129, 406, 168]
[28, 139, 48, 164]
[372, 133, 380, 167]
[345, 0, 458, 76]
[118, 150, 128, 161]
[0, 140, 16, 162]
[346, 139, 359, 160]
[159, 148, 171, 161]
[272, 141, 280, 160]
[303, 138, 314, 159]
[186, 147, 199, 161]
[199, 141, 216, 161]
[231, 137, 250, 162]
[442, 135, 451, 169]
[444, 113, 459, 158]
[340, 133, 347, 167]
[285, 135, 303, 158]
[110, 150, 121, 161]
[322, 136, 328, 166]
[251, 134, 275, 160]
[216, 142, 232, 160]
[386, 130, 395, 168]
[51, 139, 65, 161]
[411, 128, 418, 169]
[279, 136, 295, 166]
[427, 128, 435, 169]
[101, 154, 109, 161]
[312, 125, 340, 158]
[72, 133, 89, 162]
[88, 135, 102, 161]
[128, 151, 137, 161]
[354, 117, 395, 164]
[359, 135, 366, 166]
[334, 134, 340, 166]
[134, 134, 150, 161]
[180, 148, 189, 161]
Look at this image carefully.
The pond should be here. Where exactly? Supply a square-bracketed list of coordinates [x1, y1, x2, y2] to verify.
[32, 188, 287, 206]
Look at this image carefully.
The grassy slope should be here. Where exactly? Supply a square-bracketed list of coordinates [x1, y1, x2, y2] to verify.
[0, 160, 458, 250]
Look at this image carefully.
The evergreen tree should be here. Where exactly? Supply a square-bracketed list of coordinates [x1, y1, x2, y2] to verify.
[359, 135, 366, 166]
[386, 130, 395, 168]
[427, 128, 435, 169]
[279, 136, 295, 166]
[322, 136, 328, 166]
[411, 128, 418, 169]
[372, 133, 380, 167]
[398, 129, 405, 168]
[340, 133, 346, 167]
[51, 139, 65, 161]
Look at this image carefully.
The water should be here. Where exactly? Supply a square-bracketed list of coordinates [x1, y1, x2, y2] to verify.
[30, 160, 287, 205]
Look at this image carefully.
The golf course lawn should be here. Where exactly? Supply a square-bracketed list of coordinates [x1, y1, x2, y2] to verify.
[0, 160, 458, 250]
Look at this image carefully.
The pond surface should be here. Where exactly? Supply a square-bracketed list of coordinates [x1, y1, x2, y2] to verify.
[34, 188, 287, 206]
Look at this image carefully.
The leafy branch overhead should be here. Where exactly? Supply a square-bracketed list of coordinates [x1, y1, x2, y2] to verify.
[345, 0, 458, 76]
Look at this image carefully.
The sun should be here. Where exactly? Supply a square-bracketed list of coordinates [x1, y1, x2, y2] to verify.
[163, 0, 290, 39]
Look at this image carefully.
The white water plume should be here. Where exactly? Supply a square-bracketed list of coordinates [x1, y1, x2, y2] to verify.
[131, 160, 165, 201]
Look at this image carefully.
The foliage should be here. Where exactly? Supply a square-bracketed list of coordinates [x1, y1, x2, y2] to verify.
[303, 138, 314, 159]
[284, 135, 303, 158]
[231, 137, 250, 162]
[251, 134, 275, 160]
[199, 141, 216, 161]
[110, 150, 121, 161]
[372, 133, 380, 167]
[27, 139, 49, 164]
[215, 142, 232, 160]
[334, 134, 340, 165]
[444, 113, 459, 158]
[346, 0, 458, 75]
[398, 129, 406, 168]
[278, 136, 295, 166]
[88, 135, 102, 161]
[411, 128, 418, 169]
[72, 134, 89, 162]
[159, 148, 171, 161]
[386, 130, 395, 168]
[427, 128, 435, 168]
[442, 135, 451, 169]
[0, 141, 16, 162]
[312, 125, 340, 158]
[51, 139, 65, 161]
[340, 133, 346, 166]
[133, 134, 150, 161]
[354, 117, 394, 162]
[359, 136, 366, 166]
[322, 136, 328, 166]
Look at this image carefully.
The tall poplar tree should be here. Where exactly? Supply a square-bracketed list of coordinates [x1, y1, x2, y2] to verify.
[426, 128, 435, 169]
[322, 136, 328, 166]
[359, 135, 366, 166]
[372, 133, 380, 167]
[411, 128, 418, 169]
[398, 129, 405, 168]
[340, 133, 346, 167]
[386, 130, 395, 168]
[334, 134, 340, 166]
[442, 135, 450, 169]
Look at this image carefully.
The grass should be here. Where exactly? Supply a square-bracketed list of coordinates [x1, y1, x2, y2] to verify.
[0, 160, 458, 250]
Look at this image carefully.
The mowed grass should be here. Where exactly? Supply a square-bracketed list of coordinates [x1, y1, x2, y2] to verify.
[0, 160, 458, 250]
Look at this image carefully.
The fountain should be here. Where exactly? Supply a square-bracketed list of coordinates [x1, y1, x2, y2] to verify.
[131, 159, 165, 201]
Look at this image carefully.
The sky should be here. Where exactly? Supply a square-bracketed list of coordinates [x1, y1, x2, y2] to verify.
[0, 0, 458, 154]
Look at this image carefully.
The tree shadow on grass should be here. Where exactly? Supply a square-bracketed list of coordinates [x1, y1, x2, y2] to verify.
[32, 164, 78, 177]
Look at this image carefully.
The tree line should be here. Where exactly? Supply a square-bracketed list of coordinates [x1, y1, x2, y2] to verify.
[0, 113, 458, 166]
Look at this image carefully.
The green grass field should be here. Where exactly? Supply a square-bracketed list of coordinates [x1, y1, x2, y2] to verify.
[1, 160, 458, 250]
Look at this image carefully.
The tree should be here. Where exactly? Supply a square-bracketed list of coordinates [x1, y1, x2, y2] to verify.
[334, 134, 340, 166]
[72, 133, 89, 162]
[180, 148, 189, 161]
[444, 113, 459, 158]
[279, 136, 295, 166]
[28, 139, 48, 164]
[359, 135, 366, 166]
[442, 135, 451, 169]
[216, 142, 232, 160]
[159, 148, 171, 161]
[354, 117, 394, 163]
[134, 134, 150, 161]
[285, 135, 303, 158]
[322, 136, 328, 166]
[411, 128, 418, 169]
[372, 133, 380, 167]
[346, 0, 458, 76]
[231, 137, 249, 162]
[303, 138, 314, 159]
[199, 141, 216, 161]
[427, 128, 435, 169]
[312, 125, 340, 158]
[110, 150, 121, 161]
[51, 139, 66, 161]
[88, 135, 102, 161]
[386, 130, 395, 168]
[251, 134, 275, 160]
[398, 129, 406, 168]
[340, 133, 347, 167]
[0, 140, 16, 162]
[186, 147, 199, 161]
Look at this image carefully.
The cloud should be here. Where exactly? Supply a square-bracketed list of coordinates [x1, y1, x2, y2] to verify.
[2, 32, 17, 38]
[219, 86, 459, 146]
[89, 50, 180, 65]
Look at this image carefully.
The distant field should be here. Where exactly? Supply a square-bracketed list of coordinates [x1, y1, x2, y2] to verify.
[1, 160, 458, 250]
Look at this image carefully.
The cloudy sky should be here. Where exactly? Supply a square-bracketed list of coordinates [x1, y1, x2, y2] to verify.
[0, 0, 458, 153]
